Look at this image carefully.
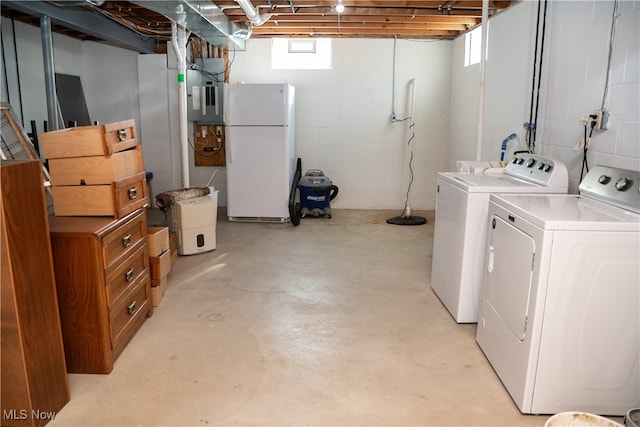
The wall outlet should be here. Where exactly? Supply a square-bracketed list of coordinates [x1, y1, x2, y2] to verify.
[593, 109, 609, 130]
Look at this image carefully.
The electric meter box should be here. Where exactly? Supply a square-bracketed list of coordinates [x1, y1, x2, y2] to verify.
[186, 58, 225, 124]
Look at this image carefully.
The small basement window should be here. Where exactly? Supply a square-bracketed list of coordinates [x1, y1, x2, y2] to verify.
[272, 38, 332, 70]
[464, 25, 488, 67]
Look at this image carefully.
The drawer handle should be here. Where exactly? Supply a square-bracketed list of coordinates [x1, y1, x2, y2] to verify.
[122, 233, 132, 247]
[124, 268, 134, 282]
[117, 129, 127, 141]
[127, 301, 137, 316]
[128, 187, 137, 199]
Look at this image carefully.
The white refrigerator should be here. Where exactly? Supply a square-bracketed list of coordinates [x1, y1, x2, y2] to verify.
[225, 83, 295, 222]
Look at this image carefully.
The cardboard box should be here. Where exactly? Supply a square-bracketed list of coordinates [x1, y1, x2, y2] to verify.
[147, 226, 170, 257]
[40, 119, 138, 159]
[149, 249, 171, 280]
[150, 276, 168, 307]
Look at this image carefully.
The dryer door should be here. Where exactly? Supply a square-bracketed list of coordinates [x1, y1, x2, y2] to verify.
[485, 215, 535, 341]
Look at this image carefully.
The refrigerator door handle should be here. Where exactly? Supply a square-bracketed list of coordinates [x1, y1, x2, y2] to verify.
[227, 135, 232, 164]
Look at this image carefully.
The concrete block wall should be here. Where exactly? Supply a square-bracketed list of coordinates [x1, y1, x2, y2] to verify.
[224, 38, 452, 210]
[448, 0, 640, 192]
[539, 0, 640, 191]
[4, 0, 637, 205]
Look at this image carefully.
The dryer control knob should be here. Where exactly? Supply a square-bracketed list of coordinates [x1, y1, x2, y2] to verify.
[543, 164, 552, 172]
[538, 163, 545, 170]
[526, 158, 536, 168]
[512, 158, 519, 164]
[598, 175, 611, 185]
[615, 177, 632, 191]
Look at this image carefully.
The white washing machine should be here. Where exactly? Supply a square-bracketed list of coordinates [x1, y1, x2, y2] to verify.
[431, 154, 568, 323]
[476, 165, 640, 416]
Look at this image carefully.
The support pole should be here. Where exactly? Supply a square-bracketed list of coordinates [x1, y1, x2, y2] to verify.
[41, 15, 58, 131]
[475, 0, 489, 161]
[172, 23, 189, 188]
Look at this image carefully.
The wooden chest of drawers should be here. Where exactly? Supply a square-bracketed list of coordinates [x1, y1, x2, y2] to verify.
[39, 120, 148, 219]
[49, 209, 153, 374]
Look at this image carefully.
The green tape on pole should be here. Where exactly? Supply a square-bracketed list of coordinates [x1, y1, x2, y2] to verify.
[178, 73, 185, 82]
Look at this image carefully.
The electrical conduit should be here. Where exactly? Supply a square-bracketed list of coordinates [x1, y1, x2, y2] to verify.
[171, 23, 189, 188]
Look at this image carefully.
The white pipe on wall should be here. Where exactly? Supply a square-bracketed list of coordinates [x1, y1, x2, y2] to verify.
[171, 23, 189, 188]
[475, 0, 489, 161]
[406, 77, 416, 216]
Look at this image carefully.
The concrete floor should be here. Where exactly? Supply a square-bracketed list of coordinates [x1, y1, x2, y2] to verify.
[49, 209, 551, 427]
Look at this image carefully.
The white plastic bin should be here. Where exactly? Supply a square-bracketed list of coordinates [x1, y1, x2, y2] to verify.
[545, 412, 623, 427]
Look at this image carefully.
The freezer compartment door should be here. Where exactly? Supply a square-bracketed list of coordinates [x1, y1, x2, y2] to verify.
[225, 126, 293, 220]
[226, 83, 293, 126]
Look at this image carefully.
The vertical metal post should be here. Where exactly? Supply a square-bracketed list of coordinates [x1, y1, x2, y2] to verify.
[41, 15, 58, 131]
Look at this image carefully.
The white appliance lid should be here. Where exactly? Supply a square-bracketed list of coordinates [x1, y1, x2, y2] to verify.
[489, 193, 640, 231]
[438, 172, 565, 193]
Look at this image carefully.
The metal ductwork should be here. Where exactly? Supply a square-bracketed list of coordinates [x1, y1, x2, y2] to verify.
[49, 0, 104, 6]
[3, 0, 158, 53]
[235, 0, 273, 26]
[130, 0, 249, 49]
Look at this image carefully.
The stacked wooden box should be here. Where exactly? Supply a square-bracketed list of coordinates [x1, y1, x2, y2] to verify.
[40, 120, 154, 374]
[39, 120, 148, 218]
[147, 227, 172, 306]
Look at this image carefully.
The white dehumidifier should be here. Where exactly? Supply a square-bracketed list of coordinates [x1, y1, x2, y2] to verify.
[172, 194, 217, 255]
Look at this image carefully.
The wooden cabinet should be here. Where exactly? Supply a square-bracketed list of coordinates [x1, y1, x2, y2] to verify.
[1, 160, 70, 427]
[49, 209, 153, 374]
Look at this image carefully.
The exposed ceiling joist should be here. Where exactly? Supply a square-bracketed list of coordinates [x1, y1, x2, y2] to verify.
[2, 0, 158, 54]
[217, 0, 516, 39]
[1, 1, 517, 50]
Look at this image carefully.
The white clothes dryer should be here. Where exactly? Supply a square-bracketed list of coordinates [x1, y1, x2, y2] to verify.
[476, 165, 640, 416]
[431, 154, 568, 323]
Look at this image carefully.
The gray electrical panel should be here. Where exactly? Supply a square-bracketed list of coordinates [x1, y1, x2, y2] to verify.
[186, 58, 225, 124]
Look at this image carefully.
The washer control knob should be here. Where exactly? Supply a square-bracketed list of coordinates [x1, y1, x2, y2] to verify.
[512, 158, 519, 164]
[615, 177, 632, 191]
[543, 164, 552, 172]
[598, 175, 611, 185]
[538, 163, 545, 170]
[517, 158, 525, 165]
[526, 158, 536, 168]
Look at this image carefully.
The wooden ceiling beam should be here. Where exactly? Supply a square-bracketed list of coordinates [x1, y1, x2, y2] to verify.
[223, 7, 490, 18]
[257, 21, 469, 31]
[215, 0, 512, 9]
[251, 27, 460, 37]
[265, 14, 479, 25]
